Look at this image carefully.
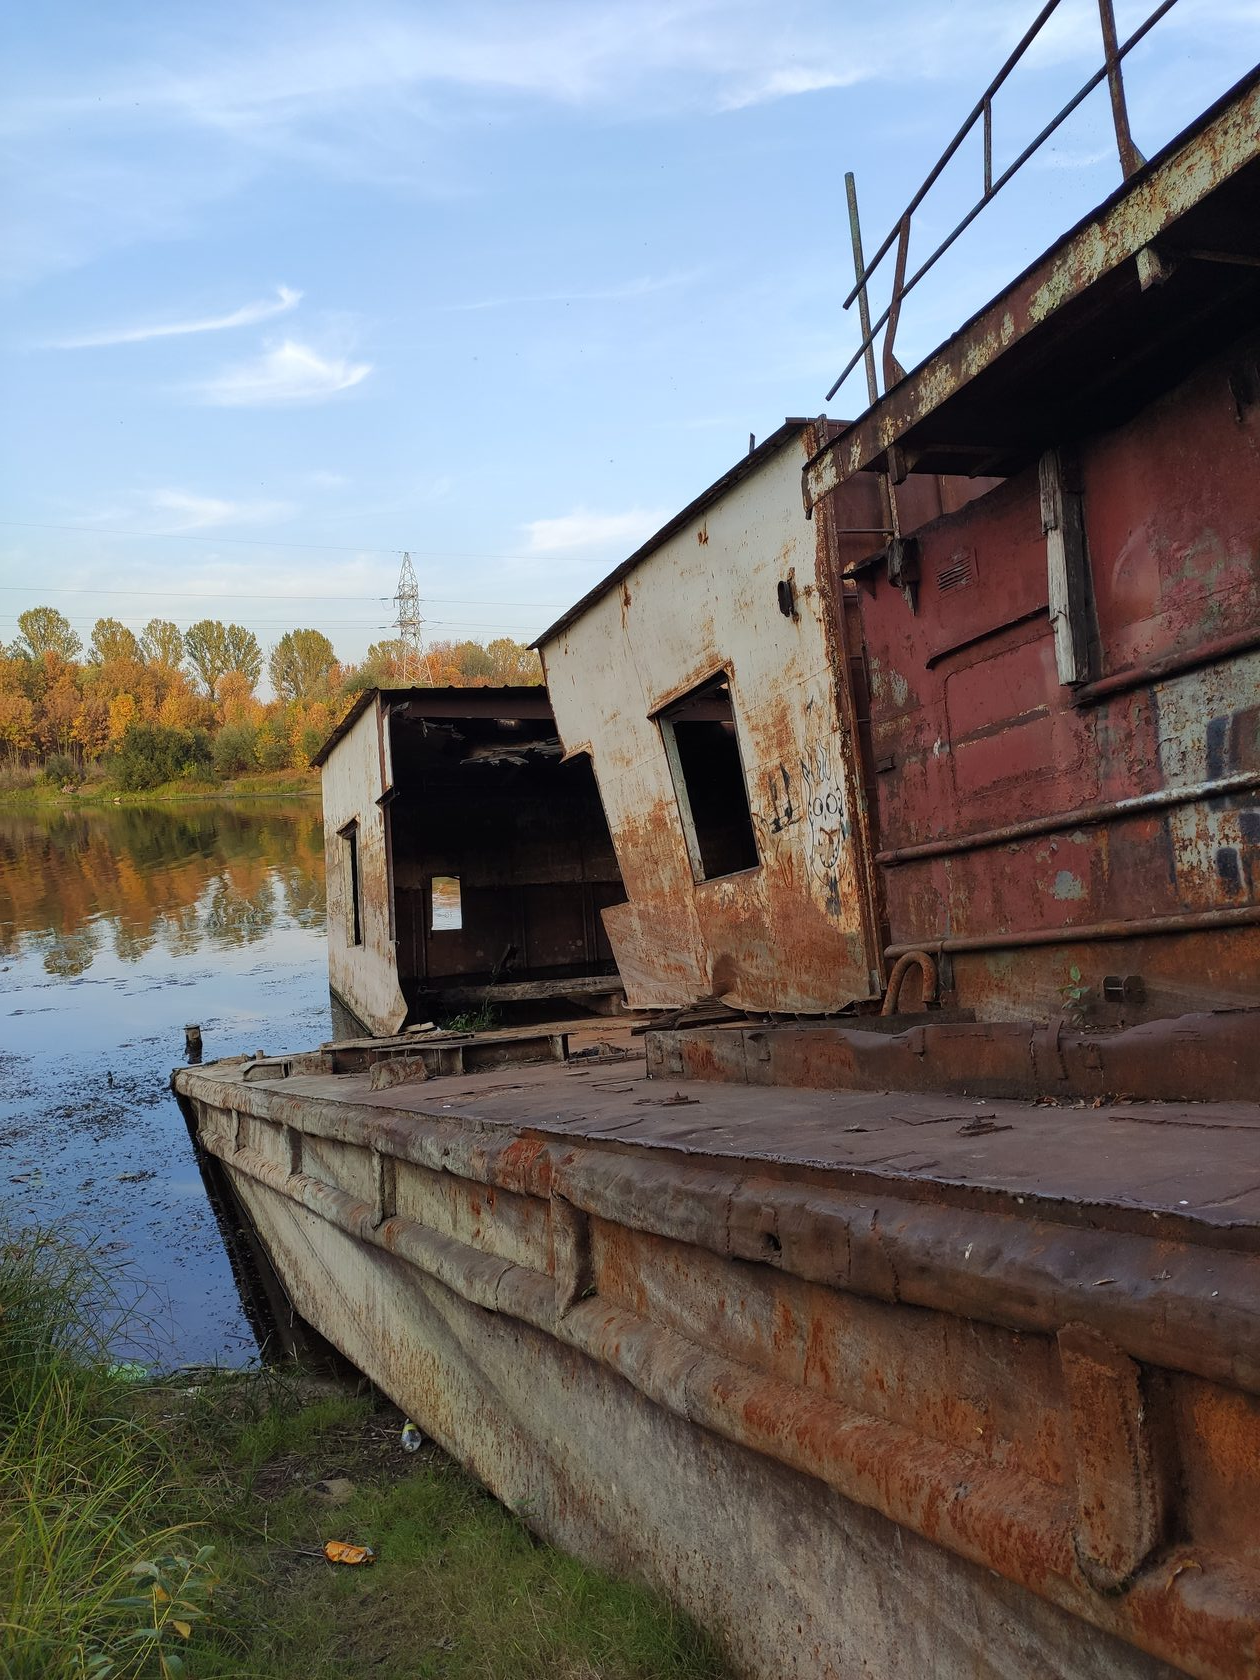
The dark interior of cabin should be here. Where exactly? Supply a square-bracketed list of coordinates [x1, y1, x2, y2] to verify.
[384, 694, 625, 1019]
[657, 674, 760, 881]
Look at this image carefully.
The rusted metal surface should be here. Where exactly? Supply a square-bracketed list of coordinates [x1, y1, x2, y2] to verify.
[846, 318, 1260, 1026]
[807, 70, 1260, 498]
[540, 423, 885, 1014]
[1059, 1324, 1169, 1594]
[174, 1048, 1260, 1678]
[316, 686, 625, 1036]
[538, 426, 992, 1017]
[649, 1006, 1260, 1105]
[320, 693, 408, 1037]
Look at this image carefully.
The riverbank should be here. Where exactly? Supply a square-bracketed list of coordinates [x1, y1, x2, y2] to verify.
[0, 1231, 726, 1680]
[0, 768, 319, 810]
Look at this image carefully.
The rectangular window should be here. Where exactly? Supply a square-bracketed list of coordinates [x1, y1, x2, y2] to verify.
[430, 875, 462, 931]
[341, 821, 362, 946]
[657, 673, 759, 882]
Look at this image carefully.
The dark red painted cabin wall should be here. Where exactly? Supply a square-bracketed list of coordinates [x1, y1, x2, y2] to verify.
[853, 332, 1260, 1021]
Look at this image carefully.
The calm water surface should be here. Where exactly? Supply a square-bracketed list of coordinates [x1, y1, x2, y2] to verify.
[0, 800, 329, 1368]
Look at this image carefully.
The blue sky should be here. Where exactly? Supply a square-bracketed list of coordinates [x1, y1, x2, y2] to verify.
[2, 0, 1256, 671]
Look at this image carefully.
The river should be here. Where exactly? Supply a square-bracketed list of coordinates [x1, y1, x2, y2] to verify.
[0, 799, 329, 1369]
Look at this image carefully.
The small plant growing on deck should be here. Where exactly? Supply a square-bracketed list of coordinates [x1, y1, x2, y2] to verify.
[1059, 964, 1091, 1027]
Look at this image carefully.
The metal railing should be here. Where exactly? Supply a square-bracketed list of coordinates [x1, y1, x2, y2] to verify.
[829, 0, 1181, 406]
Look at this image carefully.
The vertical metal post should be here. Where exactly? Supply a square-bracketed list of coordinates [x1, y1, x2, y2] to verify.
[844, 172, 902, 560]
[845, 172, 881, 409]
[1098, 0, 1145, 177]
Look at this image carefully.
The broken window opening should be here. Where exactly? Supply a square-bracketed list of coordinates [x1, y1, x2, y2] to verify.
[430, 875, 463, 932]
[658, 673, 760, 883]
[341, 821, 363, 947]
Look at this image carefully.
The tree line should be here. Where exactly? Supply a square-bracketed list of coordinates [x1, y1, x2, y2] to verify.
[0, 606, 542, 789]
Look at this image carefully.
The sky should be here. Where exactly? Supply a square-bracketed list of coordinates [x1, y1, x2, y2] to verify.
[2, 0, 1256, 673]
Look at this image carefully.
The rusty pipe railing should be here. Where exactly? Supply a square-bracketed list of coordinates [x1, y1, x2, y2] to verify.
[829, 0, 1181, 404]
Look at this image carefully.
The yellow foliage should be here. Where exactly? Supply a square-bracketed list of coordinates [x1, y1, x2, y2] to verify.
[158, 685, 207, 732]
[108, 692, 137, 746]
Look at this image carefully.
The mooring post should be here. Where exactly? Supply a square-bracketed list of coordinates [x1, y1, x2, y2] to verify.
[184, 1023, 203, 1063]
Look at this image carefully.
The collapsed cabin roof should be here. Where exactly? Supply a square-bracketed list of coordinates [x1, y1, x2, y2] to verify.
[532, 418, 837, 649]
[309, 685, 555, 769]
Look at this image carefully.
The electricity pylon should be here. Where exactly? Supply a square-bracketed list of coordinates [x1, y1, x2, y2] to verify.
[392, 552, 431, 684]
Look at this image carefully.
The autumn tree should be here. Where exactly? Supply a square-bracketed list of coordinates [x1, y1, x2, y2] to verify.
[14, 606, 81, 661]
[183, 620, 262, 699]
[217, 669, 264, 725]
[268, 629, 337, 703]
[88, 617, 141, 664]
[140, 618, 184, 669]
[486, 637, 543, 684]
[0, 685, 35, 763]
[39, 669, 82, 757]
[341, 639, 407, 694]
[224, 624, 263, 689]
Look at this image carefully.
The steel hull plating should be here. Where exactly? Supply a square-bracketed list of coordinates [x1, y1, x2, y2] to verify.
[174, 1052, 1260, 1680]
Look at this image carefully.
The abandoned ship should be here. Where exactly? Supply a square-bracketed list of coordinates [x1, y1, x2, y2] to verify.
[175, 30, 1260, 1680]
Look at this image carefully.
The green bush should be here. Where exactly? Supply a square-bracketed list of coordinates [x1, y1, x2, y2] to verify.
[43, 752, 79, 787]
[112, 725, 213, 792]
[254, 722, 293, 772]
[298, 723, 326, 763]
[210, 722, 259, 777]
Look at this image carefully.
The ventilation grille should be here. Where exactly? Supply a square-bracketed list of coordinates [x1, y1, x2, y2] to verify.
[937, 550, 976, 593]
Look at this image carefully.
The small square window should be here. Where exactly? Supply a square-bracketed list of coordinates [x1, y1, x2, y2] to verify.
[657, 674, 759, 882]
[430, 875, 462, 931]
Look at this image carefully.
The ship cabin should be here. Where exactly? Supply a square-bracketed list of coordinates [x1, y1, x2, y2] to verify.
[539, 69, 1260, 1105]
[535, 420, 985, 1017]
[313, 686, 625, 1039]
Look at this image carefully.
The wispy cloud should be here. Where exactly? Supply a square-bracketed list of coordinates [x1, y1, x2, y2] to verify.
[46, 285, 301, 349]
[523, 507, 668, 555]
[8, 1, 1252, 290]
[195, 340, 372, 406]
[79, 487, 295, 533]
[718, 66, 865, 112]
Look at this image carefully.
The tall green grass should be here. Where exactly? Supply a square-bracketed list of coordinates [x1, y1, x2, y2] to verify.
[1, 1230, 727, 1680]
[0, 1232, 209, 1680]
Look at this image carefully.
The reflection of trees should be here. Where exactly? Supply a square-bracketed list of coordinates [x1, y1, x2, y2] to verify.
[0, 802, 325, 968]
[114, 923, 158, 963]
[161, 903, 203, 960]
[274, 862, 327, 927]
[40, 922, 102, 977]
[203, 876, 276, 947]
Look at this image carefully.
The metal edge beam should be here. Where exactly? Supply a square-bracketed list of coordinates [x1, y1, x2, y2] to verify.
[804, 74, 1260, 509]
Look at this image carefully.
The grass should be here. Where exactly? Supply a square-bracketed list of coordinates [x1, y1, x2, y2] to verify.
[0, 770, 318, 811]
[436, 1003, 500, 1035]
[1, 1232, 728, 1680]
[0, 1232, 203, 1680]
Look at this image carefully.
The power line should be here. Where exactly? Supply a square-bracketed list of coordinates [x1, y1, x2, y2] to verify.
[0, 616, 542, 634]
[0, 584, 566, 607]
[0, 518, 607, 564]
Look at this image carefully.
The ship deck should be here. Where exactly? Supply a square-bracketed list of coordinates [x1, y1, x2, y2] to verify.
[211, 1021, 1260, 1244]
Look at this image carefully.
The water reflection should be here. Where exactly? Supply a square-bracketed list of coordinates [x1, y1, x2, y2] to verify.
[0, 799, 329, 1368]
[0, 802, 325, 974]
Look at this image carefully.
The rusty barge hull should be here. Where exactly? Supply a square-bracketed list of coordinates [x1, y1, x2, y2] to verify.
[174, 1042, 1260, 1680]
